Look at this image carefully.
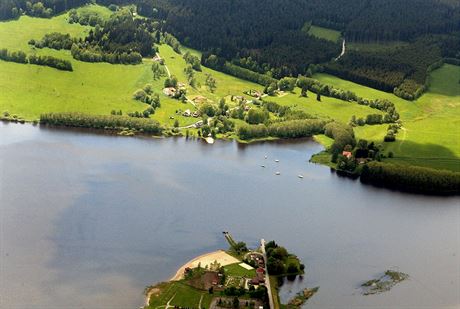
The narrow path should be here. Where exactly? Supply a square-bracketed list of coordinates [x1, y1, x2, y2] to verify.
[198, 295, 203, 309]
[334, 39, 346, 61]
[398, 127, 408, 151]
[165, 294, 176, 309]
[156, 52, 171, 77]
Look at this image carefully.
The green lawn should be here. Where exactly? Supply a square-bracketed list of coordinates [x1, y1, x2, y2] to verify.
[306, 25, 341, 42]
[316, 64, 460, 171]
[147, 281, 213, 309]
[224, 263, 256, 278]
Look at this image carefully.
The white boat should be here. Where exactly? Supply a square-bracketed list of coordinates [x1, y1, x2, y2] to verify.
[275, 172, 280, 175]
[275, 159, 279, 162]
[264, 155, 268, 159]
[205, 137, 215, 144]
[298, 175, 304, 179]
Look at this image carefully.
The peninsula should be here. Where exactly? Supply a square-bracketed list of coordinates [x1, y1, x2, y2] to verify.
[143, 233, 316, 309]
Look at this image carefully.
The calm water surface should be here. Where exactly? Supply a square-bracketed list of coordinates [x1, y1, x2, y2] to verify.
[0, 122, 459, 309]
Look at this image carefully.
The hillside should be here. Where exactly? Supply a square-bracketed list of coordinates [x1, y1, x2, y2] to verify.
[0, 3, 459, 181]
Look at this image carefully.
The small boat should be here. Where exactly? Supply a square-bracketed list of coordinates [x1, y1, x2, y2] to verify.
[298, 175, 304, 179]
[264, 155, 268, 159]
[275, 171, 280, 175]
[261, 165, 265, 168]
[275, 159, 279, 162]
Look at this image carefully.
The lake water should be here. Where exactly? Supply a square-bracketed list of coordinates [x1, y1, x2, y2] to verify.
[0, 122, 459, 309]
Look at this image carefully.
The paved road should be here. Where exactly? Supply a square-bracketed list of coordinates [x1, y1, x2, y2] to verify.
[261, 238, 275, 309]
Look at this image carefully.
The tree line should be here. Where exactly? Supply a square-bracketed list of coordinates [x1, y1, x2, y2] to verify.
[0, 48, 72, 71]
[360, 161, 460, 195]
[202, 53, 277, 86]
[237, 119, 325, 140]
[40, 112, 163, 134]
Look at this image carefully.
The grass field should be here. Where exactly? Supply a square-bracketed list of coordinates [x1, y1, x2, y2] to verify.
[316, 64, 460, 171]
[147, 281, 213, 309]
[224, 263, 256, 278]
[305, 25, 341, 42]
[0, 7, 196, 125]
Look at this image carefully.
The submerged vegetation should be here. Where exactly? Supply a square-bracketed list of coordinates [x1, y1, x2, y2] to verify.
[361, 270, 409, 295]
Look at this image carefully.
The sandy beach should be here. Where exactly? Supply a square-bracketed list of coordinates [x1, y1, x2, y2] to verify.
[170, 250, 239, 281]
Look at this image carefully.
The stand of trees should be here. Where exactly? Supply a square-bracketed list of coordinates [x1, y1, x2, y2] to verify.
[29, 32, 76, 50]
[360, 162, 460, 195]
[237, 119, 325, 140]
[68, 8, 105, 26]
[29, 54, 73, 71]
[0, 48, 27, 64]
[40, 112, 163, 134]
[0, 48, 72, 71]
[68, 9, 156, 65]
[71, 43, 142, 64]
[202, 53, 277, 86]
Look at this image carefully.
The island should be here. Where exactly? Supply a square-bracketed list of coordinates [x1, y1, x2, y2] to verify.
[143, 233, 317, 309]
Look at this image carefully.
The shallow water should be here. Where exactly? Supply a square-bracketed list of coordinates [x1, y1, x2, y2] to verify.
[0, 122, 459, 308]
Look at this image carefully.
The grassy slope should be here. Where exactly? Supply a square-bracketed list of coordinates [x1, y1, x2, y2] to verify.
[0, 7, 196, 125]
[307, 25, 341, 42]
[316, 64, 460, 171]
[159, 44, 263, 105]
[267, 88, 384, 124]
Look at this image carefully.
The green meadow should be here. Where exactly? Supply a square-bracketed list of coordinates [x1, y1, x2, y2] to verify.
[306, 25, 341, 42]
[0, 7, 196, 125]
[315, 64, 460, 171]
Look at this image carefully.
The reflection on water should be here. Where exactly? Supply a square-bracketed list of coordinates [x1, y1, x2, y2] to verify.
[0, 122, 459, 308]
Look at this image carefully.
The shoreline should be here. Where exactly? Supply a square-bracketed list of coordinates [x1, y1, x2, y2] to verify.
[170, 250, 239, 281]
